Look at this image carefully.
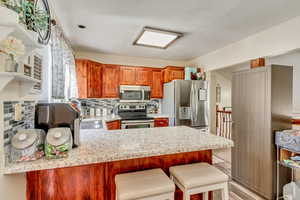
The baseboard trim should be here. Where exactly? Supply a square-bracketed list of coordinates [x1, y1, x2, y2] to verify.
[230, 181, 267, 200]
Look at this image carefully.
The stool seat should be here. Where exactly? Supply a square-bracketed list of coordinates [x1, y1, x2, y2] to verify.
[115, 168, 175, 200]
[170, 162, 229, 189]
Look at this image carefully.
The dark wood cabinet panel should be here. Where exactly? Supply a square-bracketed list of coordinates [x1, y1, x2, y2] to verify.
[119, 66, 136, 85]
[75, 59, 88, 98]
[27, 150, 212, 200]
[151, 69, 163, 98]
[87, 61, 102, 98]
[163, 66, 185, 83]
[154, 118, 169, 127]
[102, 64, 120, 98]
[106, 120, 121, 130]
[76, 62, 184, 99]
[136, 68, 152, 86]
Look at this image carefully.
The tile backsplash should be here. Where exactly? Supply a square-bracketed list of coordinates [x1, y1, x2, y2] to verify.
[3, 101, 36, 164]
[78, 98, 161, 116]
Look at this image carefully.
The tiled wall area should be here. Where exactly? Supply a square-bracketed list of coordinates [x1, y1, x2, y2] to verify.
[3, 101, 36, 164]
[78, 98, 161, 116]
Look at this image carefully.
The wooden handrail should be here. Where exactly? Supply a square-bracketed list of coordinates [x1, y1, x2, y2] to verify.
[292, 119, 300, 125]
[216, 110, 232, 114]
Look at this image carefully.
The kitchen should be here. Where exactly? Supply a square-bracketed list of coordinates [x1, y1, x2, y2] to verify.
[2, 0, 300, 200]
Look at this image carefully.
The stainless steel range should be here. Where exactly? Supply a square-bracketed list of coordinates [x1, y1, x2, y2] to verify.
[118, 103, 154, 129]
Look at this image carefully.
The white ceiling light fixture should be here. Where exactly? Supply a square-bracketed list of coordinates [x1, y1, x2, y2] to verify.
[133, 27, 183, 49]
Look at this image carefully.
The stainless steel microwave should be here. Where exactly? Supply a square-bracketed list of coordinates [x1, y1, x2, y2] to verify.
[119, 85, 151, 103]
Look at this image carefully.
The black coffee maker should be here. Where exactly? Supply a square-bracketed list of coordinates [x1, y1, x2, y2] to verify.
[35, 103, 81, 147]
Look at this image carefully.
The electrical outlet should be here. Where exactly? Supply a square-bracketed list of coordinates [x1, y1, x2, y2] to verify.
[14, 103, 22, 121]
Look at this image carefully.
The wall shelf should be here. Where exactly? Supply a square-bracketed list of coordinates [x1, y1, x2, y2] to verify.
[0, 72, 40, 98]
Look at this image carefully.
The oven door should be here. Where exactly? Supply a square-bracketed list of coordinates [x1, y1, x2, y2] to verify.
[121, 120, 154, 129]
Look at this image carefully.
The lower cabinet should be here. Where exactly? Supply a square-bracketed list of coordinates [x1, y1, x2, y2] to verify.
[154, 118, 169, 127]
[106, 120, 121, 130]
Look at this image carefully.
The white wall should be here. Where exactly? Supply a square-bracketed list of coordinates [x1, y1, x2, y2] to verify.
[75, 51, 188, 67]
[215, 72, 232, 109]
[266, 50, 300, 114]
[187, 16, 300, 71]
[217, 50, 300, 115]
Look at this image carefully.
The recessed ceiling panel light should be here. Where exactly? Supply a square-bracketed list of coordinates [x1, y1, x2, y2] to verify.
[133, 27, 183, 49]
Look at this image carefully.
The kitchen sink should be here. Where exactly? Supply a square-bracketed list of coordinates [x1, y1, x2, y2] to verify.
[80, 120, 103, 129]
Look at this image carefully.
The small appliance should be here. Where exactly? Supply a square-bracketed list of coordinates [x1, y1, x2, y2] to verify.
[119, 85, 151, 103]
[118, 103, 154, 129]
[35, 103, 81, 147]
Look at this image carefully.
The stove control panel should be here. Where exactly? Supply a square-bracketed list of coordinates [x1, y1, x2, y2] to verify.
[118, 103, 146, 111]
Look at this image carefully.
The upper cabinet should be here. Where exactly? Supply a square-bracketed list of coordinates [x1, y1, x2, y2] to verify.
[76, 59, 88, 98]
[76, 59, 102, 98]
[87, 61, 102, 98]
[163, 66, 185, 83]
[76, 60, 184, 99]
[151, 69, 163, 98]
[119, 66, 136, 85]
[102, 64, 120, 98]
[136, 68, 152, 86]
[119, 66, 152, 86]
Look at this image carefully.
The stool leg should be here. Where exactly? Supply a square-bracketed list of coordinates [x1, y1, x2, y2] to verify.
[183, 191, 190, 200]
[203, 192, 209, 200]
[221, 183, 229, 200]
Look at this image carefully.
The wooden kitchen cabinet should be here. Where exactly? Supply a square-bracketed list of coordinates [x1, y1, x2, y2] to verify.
[76, 59, 88, 98]
[119, 66, 136, 85]
[87, 61, 102, 98]
[102, 64, 120, 98]
[76, 59, 102, 98]
[106, 120, 121, 130]
[163, 66, 185, 83]
[151, 69, 163, 98]
[136, 68, 152, 86]
[154, 118, 169, 127]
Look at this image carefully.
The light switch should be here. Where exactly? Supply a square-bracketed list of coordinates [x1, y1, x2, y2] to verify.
[14, 103, 22, 121]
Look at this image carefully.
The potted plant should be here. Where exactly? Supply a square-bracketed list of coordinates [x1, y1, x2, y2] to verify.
[0, 0, 50, 41]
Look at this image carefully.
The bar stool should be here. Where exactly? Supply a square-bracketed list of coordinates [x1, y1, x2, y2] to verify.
[170, 163, 229, 200]
[115, 168, 175, 200]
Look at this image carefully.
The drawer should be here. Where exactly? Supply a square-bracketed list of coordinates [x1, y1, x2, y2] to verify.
[106, 120, 121, 130]
[154, 118, 169, 127]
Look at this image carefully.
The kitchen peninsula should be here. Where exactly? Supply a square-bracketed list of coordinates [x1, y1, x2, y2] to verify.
[4, 126, 233, 200]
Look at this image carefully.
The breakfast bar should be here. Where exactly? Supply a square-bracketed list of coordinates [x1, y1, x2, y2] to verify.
[4, 126, 233, 200]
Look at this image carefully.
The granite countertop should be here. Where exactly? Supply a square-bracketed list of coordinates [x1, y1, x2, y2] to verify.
[3, 126, 233, 174]
[82, 115, 121, 122]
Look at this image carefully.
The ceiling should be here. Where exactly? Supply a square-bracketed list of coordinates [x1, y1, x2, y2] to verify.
[52, 0, 300, 61]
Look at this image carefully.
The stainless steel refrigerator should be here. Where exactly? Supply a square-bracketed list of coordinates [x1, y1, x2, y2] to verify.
[162, 80, 208, 128]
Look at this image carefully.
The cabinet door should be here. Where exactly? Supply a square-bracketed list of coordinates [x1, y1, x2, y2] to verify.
[119, 66, 136, 85]
[151, 69, 163, 98]
[102, 65, 120, 98]
[136, 68, 152, 86]
[154, 118, 169, 127]
[87, 62, 102, 98]
[163, 67, 185, 83]
[106, 120, 121, 130]
[171, 70, 184, 80]
[75, 59, 88, 98]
